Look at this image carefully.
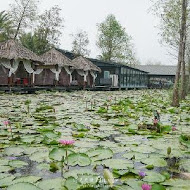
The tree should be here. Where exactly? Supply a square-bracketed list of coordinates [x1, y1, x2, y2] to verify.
[151, 0, 189, 105]
[9, 0, 38, 39]
[171, 0, 188, 106]
[0, 11, 14, 41]
[20, 5, 64, 55]
[37, 5, 64, 46]
[71, 30, 90, 56]
[97, 14, 136, 65]
[19, 31, 51, 55]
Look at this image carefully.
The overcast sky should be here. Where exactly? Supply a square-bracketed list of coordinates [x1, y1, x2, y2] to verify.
[0, 0, 176, 65]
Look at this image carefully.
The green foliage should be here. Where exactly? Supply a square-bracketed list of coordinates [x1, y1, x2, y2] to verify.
[9, 0, 38, 39]
[19, 5, 64, 54]
[151, 0, 182, 49]
[97, 14, 137, 65]
[71, 30, 90, 56]
[0, 11, 14, 41]
[74, 124, 90, 132]
[19, 32, 52, 55]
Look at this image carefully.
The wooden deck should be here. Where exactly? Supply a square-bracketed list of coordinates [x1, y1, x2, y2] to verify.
[0, 85, 147, 93]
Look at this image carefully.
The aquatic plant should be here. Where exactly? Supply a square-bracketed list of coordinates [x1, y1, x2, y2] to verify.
[172, 126, 177, 131]
[24, 99, 31, 114]
[3, 120, 13, 139]
[167, 147, 171, 157]
[103, 169, 114, 188]
[141, 184, 152, 190]
[59, 139, 75, 175]
[139, 171, 146, 178]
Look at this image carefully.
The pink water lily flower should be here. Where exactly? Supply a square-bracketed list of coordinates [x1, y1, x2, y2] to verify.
[59, 139, 75, 145]
[3, 121, 10, 125]
[153, 119, 158, 125]
[172, 126, 177, 131]
[142, 184, 152, 190]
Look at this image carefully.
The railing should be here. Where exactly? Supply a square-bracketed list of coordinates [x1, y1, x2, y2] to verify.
[100, 78, 112, 86]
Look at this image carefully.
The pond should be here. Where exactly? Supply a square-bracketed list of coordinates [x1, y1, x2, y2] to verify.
[0, 90, 190, 190]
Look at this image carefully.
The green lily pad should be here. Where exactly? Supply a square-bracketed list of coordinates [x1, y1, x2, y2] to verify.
[87, 147, 113, 161]
[49, 148, 73, 161]
[0, 165, 13, 172]
[7, 182, 41, 190]
[0, 175, 15, 188]
[9, 160, 28, 168]
[38, 178, 65, 190]
[4, 147, 24, 156]
[143, 171, 166, 183]
[12, 176, 42, 184]
[64, 177, 80, 190]
[102, 159, 133, 169]
[141, 157, 167, 167]
[162, 179, 190, 187]
[125, 179, 143, 190]
[68, 153, 91, 166]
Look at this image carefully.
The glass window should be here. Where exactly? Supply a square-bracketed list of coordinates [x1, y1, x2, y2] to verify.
[121, 67, 124, 74]
[104, 71, 110, 79]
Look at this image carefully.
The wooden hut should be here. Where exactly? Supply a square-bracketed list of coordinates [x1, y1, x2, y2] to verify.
[35, 48, 75, 86]
[0, 39, 42, 87]
[71, 56, 101, 88]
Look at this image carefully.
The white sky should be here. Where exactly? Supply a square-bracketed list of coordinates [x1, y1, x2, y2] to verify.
[0, 0, 176, 65]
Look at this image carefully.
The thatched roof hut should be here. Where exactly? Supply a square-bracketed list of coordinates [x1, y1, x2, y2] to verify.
[0, 39, 42, 63]
[71, 56, 101, 72]
[41, 48, 73, 67]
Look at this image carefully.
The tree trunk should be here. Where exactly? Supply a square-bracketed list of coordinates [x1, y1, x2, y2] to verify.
[14, 0, 30, 39]
[188, 59, 190, 93]
[180, 8, 187, 100]
[172, 0, 187, 106]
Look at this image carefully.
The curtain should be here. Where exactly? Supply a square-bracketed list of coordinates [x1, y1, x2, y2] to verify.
[0, 59, 20, 77]
[23, 60, 34, 74]
[50, 67, 61, 81]
[77, 70, 88, 82]
[32, 69, 43, 83]
[64, 66, 74, 83]
[90, 71, 97, 83]
[8, 60, 20, 77]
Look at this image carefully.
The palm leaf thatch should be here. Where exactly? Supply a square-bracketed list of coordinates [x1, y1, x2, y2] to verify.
[41, 48, 73, 67]
[0, 39, 42, 63]
[72, 56, 101, 72]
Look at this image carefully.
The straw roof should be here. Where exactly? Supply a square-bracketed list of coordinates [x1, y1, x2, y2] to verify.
[0, 39, 42, 63]
[72, 56, 101, 72]
[41, 48, 73, 67]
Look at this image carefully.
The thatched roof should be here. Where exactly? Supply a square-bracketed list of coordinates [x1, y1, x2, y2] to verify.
[41, 48, 73, 67]
[72, 56, 101, 72]
[0, 39, 42, 63]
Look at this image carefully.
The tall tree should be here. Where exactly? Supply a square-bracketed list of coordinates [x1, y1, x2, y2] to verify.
[172, 0, 188, 106]
[71, 30, 90, 56]
[151, 0, 189, 105]
[37, 5, 64, 46]
[96, 14, 136, 65]
[20, 5, 64, 55]
[19, 31, 51, 55]
[0, 11, 14, 41]
[9, 0, 38, 39]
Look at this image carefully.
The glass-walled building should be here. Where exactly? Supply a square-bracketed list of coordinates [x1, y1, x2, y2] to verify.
[90, 59, 148, 89]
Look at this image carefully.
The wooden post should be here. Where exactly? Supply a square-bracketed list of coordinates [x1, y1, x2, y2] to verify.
[55, 64, 58, 86]
[8, 60, 14, 87]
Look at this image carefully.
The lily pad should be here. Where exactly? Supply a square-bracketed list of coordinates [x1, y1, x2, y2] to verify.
[7, 182, 41, 190]
[68, 153, 91, 166]
[102, 159, 134, 169]
[143, 171, 166, 183]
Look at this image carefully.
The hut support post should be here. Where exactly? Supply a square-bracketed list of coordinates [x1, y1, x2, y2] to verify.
[8, 60, 14, 87]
